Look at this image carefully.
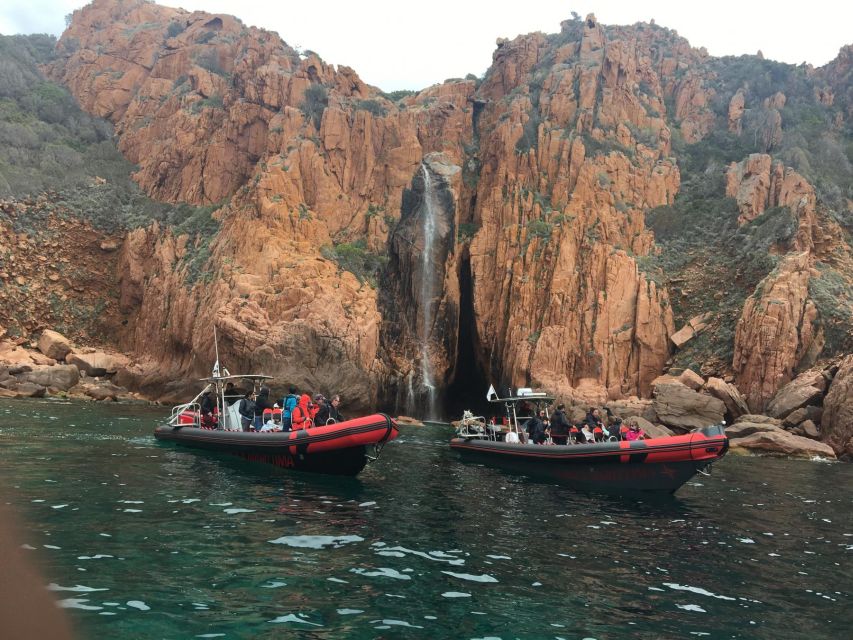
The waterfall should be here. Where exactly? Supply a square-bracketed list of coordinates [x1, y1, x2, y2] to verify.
[419, 163, 439, 420]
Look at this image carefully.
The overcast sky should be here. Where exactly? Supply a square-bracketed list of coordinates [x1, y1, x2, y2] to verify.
[2, 0, 851, 91]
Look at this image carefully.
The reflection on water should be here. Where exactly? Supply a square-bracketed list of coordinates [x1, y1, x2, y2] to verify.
[0, 399, 851, 639]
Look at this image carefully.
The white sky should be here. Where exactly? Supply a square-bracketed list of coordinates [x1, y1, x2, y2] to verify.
[2, 0, 851, 91]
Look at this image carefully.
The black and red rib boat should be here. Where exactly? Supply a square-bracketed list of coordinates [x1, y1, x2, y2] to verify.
[154, 373, 398, 476]
[450, 389, 728, 493]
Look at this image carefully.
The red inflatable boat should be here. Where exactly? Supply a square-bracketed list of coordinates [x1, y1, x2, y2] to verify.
[451, 389, 728, 493]
[155, 413, 399, 476]
[154, 373, 398, 476]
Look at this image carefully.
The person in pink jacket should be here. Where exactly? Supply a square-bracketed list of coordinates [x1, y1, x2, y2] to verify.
[624, 421, 646, 441]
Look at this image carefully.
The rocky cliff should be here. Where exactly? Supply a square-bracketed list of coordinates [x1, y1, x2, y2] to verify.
[16, 0, 851, 446]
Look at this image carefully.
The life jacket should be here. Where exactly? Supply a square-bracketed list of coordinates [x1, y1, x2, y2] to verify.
[291, 394, 313, 429]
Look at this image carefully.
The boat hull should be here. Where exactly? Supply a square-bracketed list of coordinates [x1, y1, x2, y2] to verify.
[450, 424, 728, 493]
[155, 413, 398, 476]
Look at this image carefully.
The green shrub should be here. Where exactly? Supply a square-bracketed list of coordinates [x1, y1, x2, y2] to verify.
[166, 21, 185, 38]
[808, 264, 853, 354]
[301, 84, 328, 129]
[580, 133, 635, 159]
[190, 94, 224, 113]
[320, 239, 388, 286]
[355, 99, 387, 117]
[527, 219, 552, 240]
[515, 111, 541, 154]
[195, 50, 225, 76]
[380, 89, 416, 102]
[457, 222, 479, 242]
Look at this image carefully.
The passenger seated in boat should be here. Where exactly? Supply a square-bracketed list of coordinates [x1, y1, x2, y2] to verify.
[290, 394, 314, 430]
[569, 424, 580, 444]
[549, 403, 570, 445]
[580, 423, 595, 444]
[584, 407, 603, 429]
[237, 391, 256, 432]
[625, 421, 646, 441]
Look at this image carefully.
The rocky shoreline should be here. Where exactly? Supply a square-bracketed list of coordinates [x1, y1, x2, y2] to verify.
[0, 329, 149, 404]
[1, 326, 850, 462]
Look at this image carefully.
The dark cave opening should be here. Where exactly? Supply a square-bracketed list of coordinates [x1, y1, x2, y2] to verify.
[444, 253, 491, 420]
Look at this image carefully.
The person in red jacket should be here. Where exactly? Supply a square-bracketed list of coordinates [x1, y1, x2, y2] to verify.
[290, 393, 314, 430]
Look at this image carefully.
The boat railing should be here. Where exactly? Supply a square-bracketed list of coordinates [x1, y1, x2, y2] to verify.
[168, 385, 211, 427]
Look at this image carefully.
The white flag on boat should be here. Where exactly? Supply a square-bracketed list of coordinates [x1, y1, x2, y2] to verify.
[212, 360, 220, 377]
[486, 384, 497, 401]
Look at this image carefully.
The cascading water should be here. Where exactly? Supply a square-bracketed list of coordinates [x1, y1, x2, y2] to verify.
[419, 163, 439, 420]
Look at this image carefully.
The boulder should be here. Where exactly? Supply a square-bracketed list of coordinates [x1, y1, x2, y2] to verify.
[37, 330, 72, 361]
[729, 430, 836, 459]
[70, 381, 126, 402]
[651, 374, 681, 388]
[604, 397, 653, 420]
[726, 421, 785, 439]
[679, 369, 704, 391]
[8, 364, 32, 375]
[396, 415, 424, 426]
[800, 420, 819, 438]
[765, 370, 826, 419]
[18, 365, 80, 392]
[805, 405, 823, 424]
[670, 313, 712, 349]
[704, 377, 749, 421]
[734, 414, 781, 426]
[0, 342, 36, 367]
[30, 352, 57, 366]
[568, 405, 588, 424]
[821, 355, 853, 458]
[14, 382, 46, 398]
[66, 352, 129, 377]
[652, 382, 726, 432]
[782, 407, 810, 429]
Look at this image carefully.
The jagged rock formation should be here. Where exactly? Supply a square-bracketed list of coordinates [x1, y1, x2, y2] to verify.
[15, 0, 850, 417]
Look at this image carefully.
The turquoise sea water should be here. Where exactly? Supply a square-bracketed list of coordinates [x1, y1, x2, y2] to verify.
[0, 398, 851, 639]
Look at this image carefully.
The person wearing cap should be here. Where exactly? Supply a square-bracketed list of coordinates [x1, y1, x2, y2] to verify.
[315, 394, 345, 425]
[309, 394, 324, 422]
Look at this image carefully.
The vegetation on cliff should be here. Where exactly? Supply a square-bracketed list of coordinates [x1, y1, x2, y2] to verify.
[0, 34, 221, 239]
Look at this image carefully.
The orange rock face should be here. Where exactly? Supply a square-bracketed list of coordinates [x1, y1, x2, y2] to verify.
[725, 154, 817, 245]
[45, 1, 851, 415]
[733, 253, 823, 411]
